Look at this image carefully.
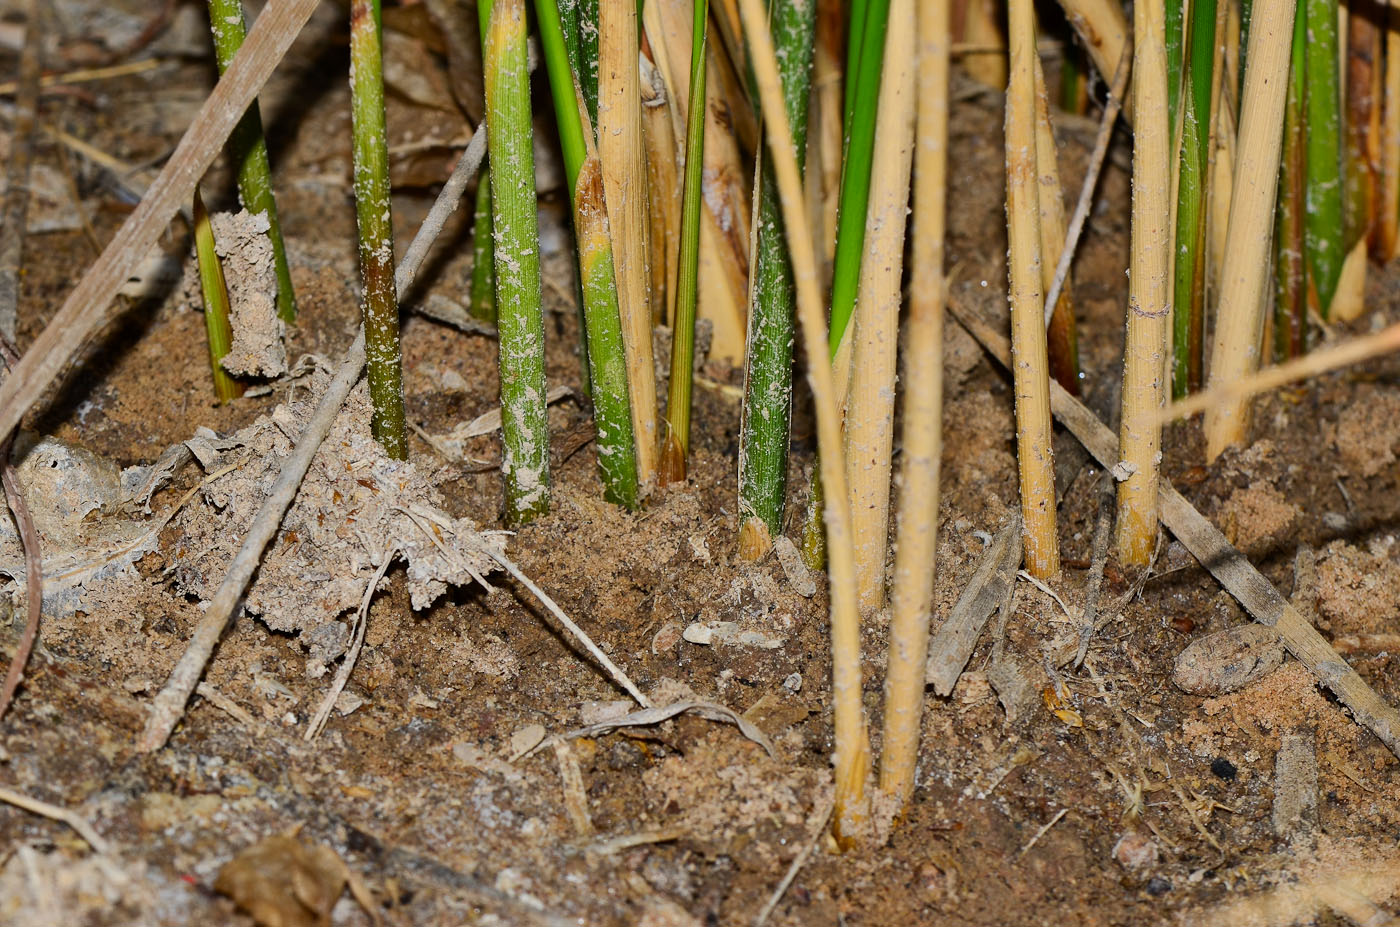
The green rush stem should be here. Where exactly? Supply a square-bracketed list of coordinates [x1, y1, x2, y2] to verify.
[1274, 2, 1306, 361]
[578, 0, 600, 124]
[482, 0, 551, 522]
[350, 0, 407, 458]
[843, 0, 870, 136]
[207, 0, 297, 323]
[737, 0, 818, 550]
[828, 0, 889, 357]
[1304, 0, 1343, 317]
[536, 0, 640, 508]
[1166, 0, 1184, 129]
[1172, 0, 1214, 396]
[1059, 42, 1087, 114]
[470, 172, 498, 322]
[193, 189, 243, 404]
[661, 0, 710, 481]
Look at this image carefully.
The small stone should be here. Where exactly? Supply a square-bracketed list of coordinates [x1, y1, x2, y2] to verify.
[682, 622, 714, 645]
[1145, 877, 1172, 896]
[782, 673, 802, 692]
[1112, 831, 1159, 871]
[1211, 757, 1238, 781]
[1172, 624, 1285, 695]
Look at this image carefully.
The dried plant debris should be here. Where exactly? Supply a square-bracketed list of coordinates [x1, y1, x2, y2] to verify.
[214, 831, 359, 927]
[167, 376, 500, 658]
[208, 209, 287, 378]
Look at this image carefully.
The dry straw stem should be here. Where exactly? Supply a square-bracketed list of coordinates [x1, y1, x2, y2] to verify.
[960, 0, 1008, 89]
[879, 0, 948, 809]
[644, 0, 752, 364]
[844, 0, 917, 614]
[1160, 319, 1400, 422]
[639, 49, 679, 323]
[951, 298, 1400, 761]
[598, 0, 659, 484]
[1032, 53, 1080, 393]
[809, 0, 845, 275]
[1201, 0, 1297, 461]
[0, 0, 320, 443]
[139, 126, 490, 752]
[1116, 0, 1171, 565]
[736, 0, 870, 845]
[1056, 0, 1132, 121]
[1005, 0, 1060, 578]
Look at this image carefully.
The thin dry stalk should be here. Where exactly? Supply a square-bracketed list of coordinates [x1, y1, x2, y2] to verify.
[1056, 0, 1132, 121]
[1006, 0, 1060, 578]
[809, 0, 845, 279]
[879, 0, 948, 809]
[961, 0, 1008, 89]
[1116, 0, 1171, 564]
[598, 0, 659, 484]
[736, 0, 871, 846]
[0, 785, 109, 854]
[639, 47, 679, 323]
[1162, 319, 1400, 422]
[1201, 0, 1297, 460]
[0, 337, 39, 722]
[844, 0, 917, 615]
[1032, 53, 1080, 394]
[0, 0, 320, 443]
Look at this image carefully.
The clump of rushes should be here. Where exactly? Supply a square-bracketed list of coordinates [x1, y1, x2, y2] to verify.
[1032, 54, 1080, 395]
[1005, 0, 1059, 578]
[192, 190, 243, 404]
[1273, 2, 1306, 361]
[598, 0, 659, 486]
[843, 0, 917, 614]
[737, 0, 870, 845]
[880, 0, 947, 811]
[1303, 0, 1343, 318]
[535, 0, 639, 508]
[469, 175, 497, 322]
[736, 0, 817, 560]
[206, 0, 296, 322]
[1201, 0, 1295, 460]
[1116, 0, 1171, 565]
[349, 0, 406, 458]
[1172, 0, 1215, 394]
[659, 0, 710, 485]
[481, 0, 551, 521]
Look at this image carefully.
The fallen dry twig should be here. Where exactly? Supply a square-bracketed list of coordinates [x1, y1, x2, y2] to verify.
[950, 298, 1400, 759]
[0, 784, 109, 853]
[752, 792, 835, 927]
[924, 515, 1022, 696]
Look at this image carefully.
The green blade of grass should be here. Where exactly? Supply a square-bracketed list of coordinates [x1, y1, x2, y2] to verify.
[536, 0, 640, 508]
[469, 172, 498, 322]
[737, 0, 818, 558]
[827, 0, 889, 359]
[1171, 0, 1215, 396]
[206, 0, 297, 323]
[1304, 0, 1343, 317]
[349, 0, 407, 458]
[578, 0, 600, 123]
[660, 0, 711, 484]
[482, 0, 551, 522]
[193, 189, 243, 404]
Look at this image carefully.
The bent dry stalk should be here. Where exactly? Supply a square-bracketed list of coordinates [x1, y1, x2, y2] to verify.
[193, 190, 243, 404]
[736, 0, 817, 560]
[482, 0, 551, 522]
[349, 0, 406, 458]
[206, 0, 296, 323]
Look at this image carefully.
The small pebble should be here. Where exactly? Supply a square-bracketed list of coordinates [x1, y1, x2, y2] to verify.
[1170, 616, 1196, 635]
[782, 673, 802, 693]
[1112, 831, 1159, 871]
[1145, 877, 1172, 896]
[1211, 757, 1238, 781]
